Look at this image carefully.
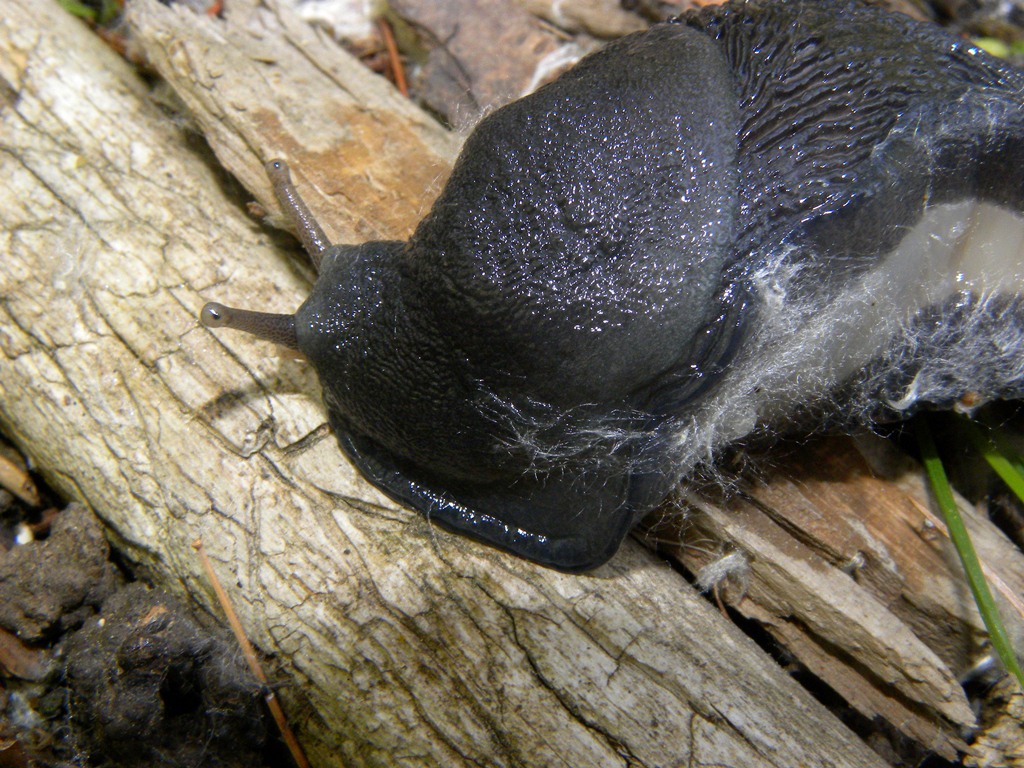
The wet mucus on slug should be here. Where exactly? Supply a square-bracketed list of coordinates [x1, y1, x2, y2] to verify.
[201, 0, 1024, 571]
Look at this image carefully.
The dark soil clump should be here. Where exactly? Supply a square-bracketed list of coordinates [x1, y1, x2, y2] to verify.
[0, 503, 279, 768]
[64, 583, 270, 767]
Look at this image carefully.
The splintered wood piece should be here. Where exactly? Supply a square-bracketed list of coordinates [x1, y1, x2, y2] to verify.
[0, 453, 39, 507]
[656, 435, 1024, 759]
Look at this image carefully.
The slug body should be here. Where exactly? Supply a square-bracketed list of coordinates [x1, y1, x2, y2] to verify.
[202, 0, 1024, 571]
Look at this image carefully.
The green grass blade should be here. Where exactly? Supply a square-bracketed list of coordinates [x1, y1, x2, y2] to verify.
[916, 417, 1024, 688]
[56, 0, 121, 25]
[964, 417, 1024, 504]
[56, 0, 99, 21]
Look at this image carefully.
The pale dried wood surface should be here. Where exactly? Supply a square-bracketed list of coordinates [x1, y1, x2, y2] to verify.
[659, 434, 1024, 759]
[0, 0, 1020, 765]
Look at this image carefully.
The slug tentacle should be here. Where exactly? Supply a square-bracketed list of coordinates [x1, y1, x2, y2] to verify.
[197, 161, 327, 350]
[265, 159, 330, 270]
[200, 303, 300, 351]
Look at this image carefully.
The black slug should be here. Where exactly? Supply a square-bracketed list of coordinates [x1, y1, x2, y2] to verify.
[200, 0, 1024, 571]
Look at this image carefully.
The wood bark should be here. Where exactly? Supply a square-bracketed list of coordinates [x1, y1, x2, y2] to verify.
[0, 0, 1020, 765]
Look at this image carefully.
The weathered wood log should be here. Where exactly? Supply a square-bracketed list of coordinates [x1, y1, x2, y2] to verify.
[1, 0, 1020, 764]
[656, 434, 1024, 757]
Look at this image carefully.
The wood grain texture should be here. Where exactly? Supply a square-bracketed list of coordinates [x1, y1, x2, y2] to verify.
[1, 0, 1019, 765]
[653, 433, 1024, 759]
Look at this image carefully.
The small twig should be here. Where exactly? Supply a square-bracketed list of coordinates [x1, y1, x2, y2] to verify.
[377, 17, 409, 97]
[192, 539, 314, 768]
[26, 507, 60, 538]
